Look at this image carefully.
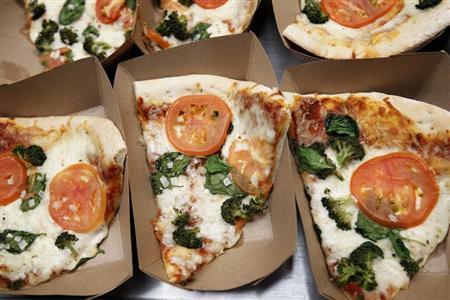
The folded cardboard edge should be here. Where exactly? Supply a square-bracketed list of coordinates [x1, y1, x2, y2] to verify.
[134, 0, 262, 54]
[0, 58, 132, 296]
[279, 53, 450, 300]
[114, 32, 297, 290]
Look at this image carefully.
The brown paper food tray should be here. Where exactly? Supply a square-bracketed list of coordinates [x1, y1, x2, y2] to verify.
[134, 0, 261, 54]
[272, 0, 447, 62]
[114, 32, 297, 290]
[0, 57, 132, 296]
[280, 52, 450, 300]
[0, 0, 137, 85]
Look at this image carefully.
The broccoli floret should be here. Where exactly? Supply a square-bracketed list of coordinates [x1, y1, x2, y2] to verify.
[336, 242, 383, 292]
[178, 0, 193, 6]
[400, 258, 421, 279]
[191, 22, 211, 41]
[172, 209, 190, 227]
[27, 0, 46, 20]
[302, 0, 328, 24]
[12, 145, 46, 166]
[388, 231, 421, 278]
[82, 24, 100, 37]
[83, 36, 111, 60]
[60, 27, 78, 45]
[325, 114, 360, 138]
[34, 19, 59, 53]
[8, 279, 24, 290]
[329, 136, 365, 167]
[291, 140, 343, 180]
[155, 12, 190, 41]
[55, 231, 78, 257]
[172, 226, 202, 249]
[321, 189, 354, 230]
[221, 196, 267, 225]
[416, 0, 442, 9]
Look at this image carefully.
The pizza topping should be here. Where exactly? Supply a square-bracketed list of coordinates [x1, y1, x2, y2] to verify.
[59, 0, 86, 25]
[355, 212, 421, 278]
[321, 189, 354, 230]
[220, 195, 267, 225]
[290, 140, 343, 180]
[95, 0, 125, 24]
[20, 172, 47, 212]
[321, 0, 397, 29]
[171, 211, 202, 249]
[336, 241, 383, 292]
[302, 0, 329, 24]
[330, 136, 366, 167]
[35, 19, 59, 54]
[416, 0, 442, 9]
[60, 27, 78, 45]
[27, 0, 46, 20]
[204, 155, 245, 197]
[325, 114, 360, 138]
[12, 145, 47, 166]
[145, 28, 171, 49]
[193, 0, 227, 9]
[0, 153, 27, 206]
[228, 138, 275, 196]
[83, 36, 111, 61]
[191, 22, 211, 41]
[351, 152, 439, 228]
[150, 152, 190, 195]
[0, 230, 45, 254]
[55, 231, 79, 258]
[156, 12, 190, 41]
[49, 163, 106, 233]
[166, 95, 232, 156]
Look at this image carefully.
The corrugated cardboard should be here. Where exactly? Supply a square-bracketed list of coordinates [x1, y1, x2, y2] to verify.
[280, 52, 450, 300]
[114, 32, 297, 290]
[0, 57, 132, 296]
[272, 0, 448, 62]
[135, 0, 261, 54]
[0, 0, 137, 85]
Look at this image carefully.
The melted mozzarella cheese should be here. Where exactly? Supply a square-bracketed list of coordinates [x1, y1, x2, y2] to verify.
[28, 0, 128, 61]
[0, 122, 109, 286]
[305, 144, 450, 296]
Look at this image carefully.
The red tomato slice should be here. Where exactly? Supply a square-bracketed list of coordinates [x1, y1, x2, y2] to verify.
[350, 152, 439, 228]
[321, 0, 397, 29]
[0, 153, 27, 206]
[49, 163, 106, 233]
[165, 95, 232, 156]
[228, 138, 274, 196]
[96, 0, 125, 24]
[194, 0, 227, 9]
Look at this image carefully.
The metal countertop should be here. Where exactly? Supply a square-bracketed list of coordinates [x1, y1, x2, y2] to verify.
[107, 1, 450, 299]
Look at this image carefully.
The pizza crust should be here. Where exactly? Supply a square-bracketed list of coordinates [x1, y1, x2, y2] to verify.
[283, 1, 450, 58]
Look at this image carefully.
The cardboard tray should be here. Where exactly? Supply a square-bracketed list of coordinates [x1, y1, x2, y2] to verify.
[0, 0, 137, 85]
[0, 57, 132, 296]
[134, 0, 261, 54]
[280, 52, 450, 300]
[272, 0, 449, 62]
[114, 32, 297, 290]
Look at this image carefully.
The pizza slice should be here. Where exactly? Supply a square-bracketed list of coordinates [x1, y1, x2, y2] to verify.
[134, 75, 291, 283]
[24, 0, 136, 70]
[282, 0, 450, 58]
[288, 92, 449, 299]
[143, 0, 258, 50]
[0, 116, 126, 289]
